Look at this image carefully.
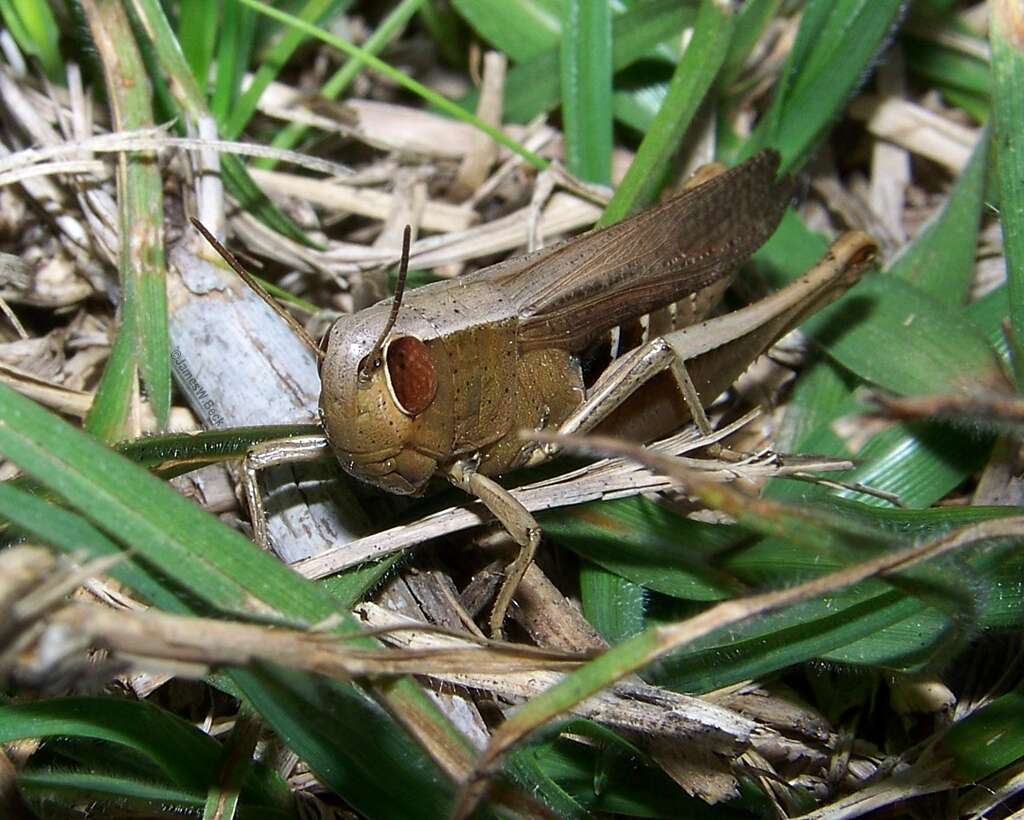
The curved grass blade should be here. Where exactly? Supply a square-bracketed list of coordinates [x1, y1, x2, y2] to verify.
[0, 697, 288, 809]
[0, 382, 497, 816]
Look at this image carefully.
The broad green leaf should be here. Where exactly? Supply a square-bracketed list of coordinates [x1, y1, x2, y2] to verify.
[943, 689, 1024, 782]
[465, 0, 694, 125]
[802, 275, 1008, 396]
[580, 562, 647, 644]
[888, 130, 990, 301]
[452, 0, 561, 62]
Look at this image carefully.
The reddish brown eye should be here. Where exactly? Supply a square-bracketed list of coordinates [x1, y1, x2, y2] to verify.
[385, 336, 437, 415]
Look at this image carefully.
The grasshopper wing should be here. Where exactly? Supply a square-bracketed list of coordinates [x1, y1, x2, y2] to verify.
[495, 149, 794, 353]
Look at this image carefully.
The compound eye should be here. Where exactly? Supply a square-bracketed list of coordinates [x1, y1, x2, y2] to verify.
[385, 336, 437, 416]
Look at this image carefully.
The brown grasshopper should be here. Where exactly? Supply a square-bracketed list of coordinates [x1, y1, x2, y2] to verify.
[193, 149, 876, 637]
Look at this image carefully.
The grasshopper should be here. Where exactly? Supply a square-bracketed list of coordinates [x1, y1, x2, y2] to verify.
[193, 149, 876, 637]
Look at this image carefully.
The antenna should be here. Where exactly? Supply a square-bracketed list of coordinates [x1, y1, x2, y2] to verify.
[359, 224, 412, 383]
[190, 217, 323, 361]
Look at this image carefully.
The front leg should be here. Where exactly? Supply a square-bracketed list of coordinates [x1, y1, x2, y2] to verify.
[240, 434, 332, 549]
[447, 460, 542, 639]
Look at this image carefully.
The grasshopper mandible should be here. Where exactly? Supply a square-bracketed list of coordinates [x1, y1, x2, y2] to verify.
[193, 149, 876, 637]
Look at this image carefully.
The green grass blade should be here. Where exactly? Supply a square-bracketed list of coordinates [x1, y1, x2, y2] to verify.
[764, 282, 1002, 508]
[202, 703, 260, 820]
[747, 0, 906, 170]
[780, 417, 987, 508]
[235, 0, 545, 169]
[0, 481, 186, 612]
[756, 201, 1008, 398]
[0, 382, 467, 815]
[233, 667, 456, 818]
[943, 689, 1024, 782]
[85, 311, 137, 441]
[222, 0, 342, 139]
[82, 0, 171, 432]
[115, 424, 321, 473]
[756, 178, 1002, 508]
[222, 153, 321, 246]
[452, 0, 561, 62]
[0, 698, 286, 807]
[802, 275, 1007, 396]
[177, 0, 219, 89]
[720, 0, 781, 88]
[773, 356, 855, 453]
[18, 770, 204, 812]
[544, 498, 741, 602]
[0, 386, 286, 613]
[561, 0, 612, 185]
[0, 0, 62, 80]
[467, 0, 694, 126]
[903, 33, 990, 104]
[599, 0, 735, 226]
[548, 493, 1023, 683]
[580, 562, 646, 644]
[260, 0, 424, 169]
[531, 736, 758, 817]
[887, 129, 990, 301]
[129, 0, 319, 247]
[417, 1, 465, 66]
[991, 1, 1024, 349]
[211, 0, 257, 125]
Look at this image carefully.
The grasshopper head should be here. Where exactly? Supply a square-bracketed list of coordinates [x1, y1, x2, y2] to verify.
[318, 304, 444, 495]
